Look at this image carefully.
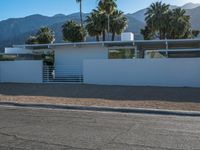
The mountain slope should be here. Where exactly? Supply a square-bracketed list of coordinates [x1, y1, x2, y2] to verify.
[186, 6, 200, 29]
[129, 8, 146, 23]
[0, 13, 87, 41]
[130, 5, 178, 23]
[0, 13, 145, 51]
[130, 3, 200, 23]
[182, 2, 200, 9]
[0, 13, 88, 51]
[1, 2, 200, 52]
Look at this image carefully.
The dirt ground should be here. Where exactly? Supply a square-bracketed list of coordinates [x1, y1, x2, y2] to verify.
[1, 83, 200, 111]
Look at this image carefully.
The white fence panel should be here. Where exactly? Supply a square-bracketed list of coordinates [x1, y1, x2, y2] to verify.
[84, 58, 200, 87]
[0, 60, 43, 83]
[0, 62, 2, 82]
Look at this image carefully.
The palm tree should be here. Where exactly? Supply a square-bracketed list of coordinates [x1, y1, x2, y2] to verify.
[140, 26, 154, 40]
[109, 10, 127, 41]
[62, 20, 86, 42]
[85, 9, 107, 41]
[98, 0, 117, 14]
[167, 8, 191, 39]
[25, 36, 38, 44]
[192, 30, 200, 38]
[76, 0, 83, 27]
[97, 0, 117, 39]
[85, 10, 101, 41]
[145, 1, 170, 39]
[142, 2, 195, 40]
[36, 27, 55, 44]
[26, 27, 55, 44]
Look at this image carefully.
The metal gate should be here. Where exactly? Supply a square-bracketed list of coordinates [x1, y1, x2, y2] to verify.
[43, 65, 83, 83]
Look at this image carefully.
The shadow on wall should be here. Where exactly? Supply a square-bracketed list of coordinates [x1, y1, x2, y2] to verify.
[0, 83, 200, 103]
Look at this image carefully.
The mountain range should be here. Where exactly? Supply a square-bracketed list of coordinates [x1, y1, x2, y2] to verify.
[129, 2, 200, 25]
[0, 2, 200, 52]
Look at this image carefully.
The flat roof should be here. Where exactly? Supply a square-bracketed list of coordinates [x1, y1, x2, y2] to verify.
[13, 39, 200, 49]
[14, 41, 135, 49]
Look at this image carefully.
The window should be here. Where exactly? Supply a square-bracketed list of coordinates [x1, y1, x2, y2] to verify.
[109, 48, 135, 59]
[145, 50, 200, 58]
[168, 51, 200, 58]
[145, 51, 167, 59]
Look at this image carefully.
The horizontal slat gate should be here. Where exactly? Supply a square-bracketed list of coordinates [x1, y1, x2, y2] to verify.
[43, 65, 83, 83]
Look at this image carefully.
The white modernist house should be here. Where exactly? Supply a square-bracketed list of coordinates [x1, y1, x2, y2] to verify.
[1, 33, 200, 87]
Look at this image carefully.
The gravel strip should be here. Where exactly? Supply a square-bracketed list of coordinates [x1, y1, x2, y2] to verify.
[0, 83, 200, 111]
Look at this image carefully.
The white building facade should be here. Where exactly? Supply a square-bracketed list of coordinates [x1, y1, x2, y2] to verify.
[1, 37, 200, 87]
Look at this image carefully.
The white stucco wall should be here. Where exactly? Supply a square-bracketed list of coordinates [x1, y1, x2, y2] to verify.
[84, 58, 200, 87]
[0, 60, 43, 83]
[54, 45, 108, 76]
[0, 63, 2, 82]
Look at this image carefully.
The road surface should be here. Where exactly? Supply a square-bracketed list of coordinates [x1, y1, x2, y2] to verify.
[0, 106, 200, 150]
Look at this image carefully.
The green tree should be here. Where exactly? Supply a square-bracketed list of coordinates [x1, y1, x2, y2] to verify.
[26, 27, 55, 44]
[25, 36, 38, 44]
[140, 26, 154, 40]
[36, 27, 55, 44]
[142, 1, 199, 40]
[85, 9, 102, 41]
[98, 0, 117, 37]
[86, 0, 127, 41]
[109, 10, 127, 41]
[86, 9, 108, 41]
[192, 30, 200, 38]
[98, 0, 117, 15]
[76, 0, 83, 27]
[167, 8, 191, 39]
[145, 1, 170, 39]
[62, 20, 86, 42]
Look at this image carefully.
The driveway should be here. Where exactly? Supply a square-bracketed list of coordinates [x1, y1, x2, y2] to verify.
[0, 106, 200, 150]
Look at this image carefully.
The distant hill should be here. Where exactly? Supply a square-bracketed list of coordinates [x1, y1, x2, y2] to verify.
[0, 13, 145, 52]
[129, 5, 179, 23]
[0, 12, 88, 41]
[182, 2, 200, 9]
[128, 9, 146, 23]
[129, 2, 200, 24]
[0, 13, 88, 51]
[186, 6, 200, 29]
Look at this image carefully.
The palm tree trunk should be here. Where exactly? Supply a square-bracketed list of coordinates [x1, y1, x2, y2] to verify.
[159, 30, 164, 39]
[96, 35, 100, 41]
[80, 1, 83, 27]
[111, 32, 115, 41]
[103, 31, 106, 41]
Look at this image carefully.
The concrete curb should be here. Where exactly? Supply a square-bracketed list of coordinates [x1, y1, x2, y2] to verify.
[0, 102, 200, 117]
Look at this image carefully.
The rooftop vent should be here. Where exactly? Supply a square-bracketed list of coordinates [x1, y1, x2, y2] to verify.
[121, 32, 134, 41]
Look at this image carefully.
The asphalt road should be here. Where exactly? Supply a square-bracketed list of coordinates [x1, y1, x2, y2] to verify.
[0, 107, 200, 150]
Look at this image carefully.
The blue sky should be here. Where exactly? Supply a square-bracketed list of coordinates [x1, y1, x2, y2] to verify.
[1, 0, 199, 21]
